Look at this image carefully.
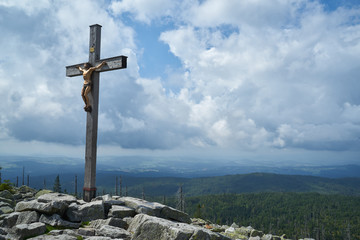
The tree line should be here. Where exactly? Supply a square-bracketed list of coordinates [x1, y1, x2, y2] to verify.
[180, 192, 360, 240]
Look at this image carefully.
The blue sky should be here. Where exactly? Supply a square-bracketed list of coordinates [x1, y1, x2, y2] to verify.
[0, 0, 359, 166]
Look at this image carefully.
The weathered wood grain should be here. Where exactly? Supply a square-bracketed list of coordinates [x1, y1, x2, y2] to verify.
[66, 56, 127, 77]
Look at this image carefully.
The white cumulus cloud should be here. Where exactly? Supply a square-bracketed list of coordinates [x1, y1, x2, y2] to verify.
[1, 0, 359, 163]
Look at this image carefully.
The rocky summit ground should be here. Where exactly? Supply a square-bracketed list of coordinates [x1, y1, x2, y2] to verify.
[0, 186, 314, 240]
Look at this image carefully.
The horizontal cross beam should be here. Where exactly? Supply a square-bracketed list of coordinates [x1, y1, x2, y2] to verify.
[65, 55, 127, 77]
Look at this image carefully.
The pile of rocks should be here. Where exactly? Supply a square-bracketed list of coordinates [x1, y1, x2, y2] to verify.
[0, 185, 38, 214]
[0, 186, 231, 240]
[0, 187, 314, 240]
[191, 220, 304, 240]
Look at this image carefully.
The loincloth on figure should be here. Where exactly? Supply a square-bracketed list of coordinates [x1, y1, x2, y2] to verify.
[83, 82, 92, 89]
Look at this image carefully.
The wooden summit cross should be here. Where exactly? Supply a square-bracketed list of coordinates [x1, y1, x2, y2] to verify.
[66, 24, 127, 202]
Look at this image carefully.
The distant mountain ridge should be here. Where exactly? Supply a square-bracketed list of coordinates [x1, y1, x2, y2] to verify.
[1, 155, 360, 178]
[6, 172, 360, 198]
[1, 156, 360, 197]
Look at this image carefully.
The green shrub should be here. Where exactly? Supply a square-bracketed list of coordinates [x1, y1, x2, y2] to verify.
[0, 180, 15, 193]
[80, 221, 90, 227]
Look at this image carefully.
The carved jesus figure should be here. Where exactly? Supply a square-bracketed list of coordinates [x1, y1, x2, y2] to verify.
[78, 61, 106, 112]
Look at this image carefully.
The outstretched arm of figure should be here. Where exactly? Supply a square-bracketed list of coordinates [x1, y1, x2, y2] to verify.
[78, 66, 84, 72]
[95, 61, 106, 70]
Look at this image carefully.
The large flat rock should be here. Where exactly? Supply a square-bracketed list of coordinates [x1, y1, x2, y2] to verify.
[0, 197, 14, 206]
[15, 200, 68, 216]
[37, 193, 77, 204]
[89, 217, 128, 229]
[0, 205, 13, 214]
[66, 200, 105, 222]
[120, 197, 191, 223]
[16, 211, 39, 225]
[108, 205, 136, 218]
[10, 222, 46, 240]
[0, 190, 14, 200]
[28, 235, 78, 240]
[39, 214, 80, 228]
[128, 214, 231, 240]
[1, 212, 20, 228]
[95, 225, 131, 239]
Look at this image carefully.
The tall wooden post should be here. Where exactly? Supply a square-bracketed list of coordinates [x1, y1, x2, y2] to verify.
[65, 24, 127, 202]
[75, 175, 78, 197]
[115, 176, 118, 195]
[22, 166, 24, 186]
[83, 24, 101, 201]
[119, 176, 122, 197]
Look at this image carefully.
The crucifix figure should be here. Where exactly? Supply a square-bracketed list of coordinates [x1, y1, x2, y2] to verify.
[66, 24, 127, 202]
[79, 61, 106, 112]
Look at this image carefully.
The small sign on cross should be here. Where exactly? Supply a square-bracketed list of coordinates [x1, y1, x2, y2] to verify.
[65, 24, 127, 202]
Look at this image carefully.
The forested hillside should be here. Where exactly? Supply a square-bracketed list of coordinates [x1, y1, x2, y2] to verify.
[118, 173, 360, 198]
[163, 192, 359, 240]
[25, 172, 360, 198]
[182, 173, 360, 196]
